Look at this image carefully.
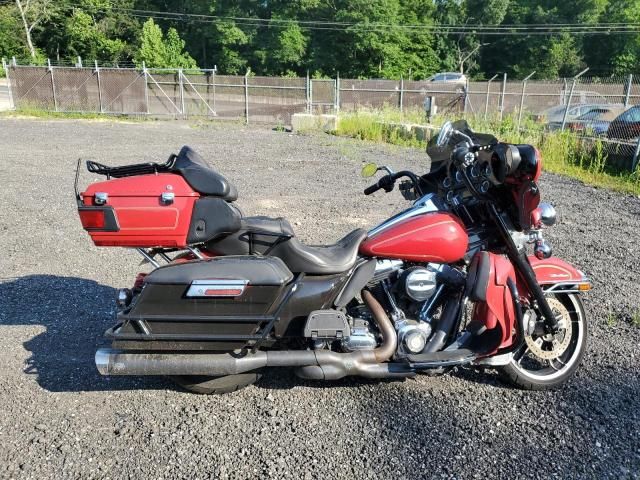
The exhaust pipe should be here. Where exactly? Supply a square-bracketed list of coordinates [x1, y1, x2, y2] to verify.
[95, 289, 413, 380]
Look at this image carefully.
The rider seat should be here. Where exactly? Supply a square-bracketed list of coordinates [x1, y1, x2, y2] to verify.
[209, 216, 367, 275]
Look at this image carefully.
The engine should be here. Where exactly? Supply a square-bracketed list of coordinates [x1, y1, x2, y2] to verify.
[306, 260, 461, 357]
[341, 260, 449, 356]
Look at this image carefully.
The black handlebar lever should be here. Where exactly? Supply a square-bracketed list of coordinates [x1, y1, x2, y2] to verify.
[364, 170, 424, 197]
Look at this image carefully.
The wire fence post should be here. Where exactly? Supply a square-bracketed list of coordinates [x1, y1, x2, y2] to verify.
[632, 136, 640, 172]
[499, 73, 507, 121]
[309, 75, 313, 114]
[517, 71, 536, 131]
[142, 61, 149, 115]
[3, 58, 14, 110]
[178, 68, 185, 118]
[305, 70, 311, 113]
[212, 66, 217, 115]
[561, 68, 589, 131]
[484, 74, 497, 120]
[95, 60, 103, 113]
[244, 70, 249, 124]
[336, 73, 340, 113]
[560, 80, 577, 131]
[399, 76, 404, 113]
[463, 78, 469, 115]
[48, 59, 58, 112]
[76, 56, 82, 68]
[624, 74, 633, 108]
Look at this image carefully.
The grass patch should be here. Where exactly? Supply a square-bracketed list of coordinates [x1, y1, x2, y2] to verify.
[335, 109, 640, 196]
[0, 108, 149, 122]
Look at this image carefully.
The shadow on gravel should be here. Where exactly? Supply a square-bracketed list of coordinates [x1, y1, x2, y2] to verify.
[0, 275, 172, 393]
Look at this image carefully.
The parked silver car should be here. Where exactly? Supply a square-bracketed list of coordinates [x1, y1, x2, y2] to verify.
[541, 104, 609, 130]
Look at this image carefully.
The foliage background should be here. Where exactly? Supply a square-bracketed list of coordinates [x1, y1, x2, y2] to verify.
[2, 0, 640, 78]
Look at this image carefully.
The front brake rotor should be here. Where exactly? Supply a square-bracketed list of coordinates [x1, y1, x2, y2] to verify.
[525, 297, 572, 360]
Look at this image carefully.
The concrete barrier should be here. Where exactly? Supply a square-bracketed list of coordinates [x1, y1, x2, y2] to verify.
[377, 121, 437, 142]
[291, 113, 338, 132]
[0, 78, 11, 112]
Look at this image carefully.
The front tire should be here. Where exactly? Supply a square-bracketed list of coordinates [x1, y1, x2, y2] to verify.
[170, 372, 262, 395]
[500, 293, 587, 390]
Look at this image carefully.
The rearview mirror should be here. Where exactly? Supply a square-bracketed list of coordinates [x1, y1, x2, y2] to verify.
[436, 121, 454, 147]
[361, 163, 378, 178]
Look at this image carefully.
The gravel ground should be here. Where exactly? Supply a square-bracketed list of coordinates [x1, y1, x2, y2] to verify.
[0, 118, 639, 479]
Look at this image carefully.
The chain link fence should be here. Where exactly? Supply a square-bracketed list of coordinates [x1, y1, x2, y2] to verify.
[4, 59, 640, 171]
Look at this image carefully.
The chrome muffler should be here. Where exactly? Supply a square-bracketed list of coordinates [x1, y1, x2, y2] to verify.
[95, 290, 412, 380]
[95, 348, 413, 380]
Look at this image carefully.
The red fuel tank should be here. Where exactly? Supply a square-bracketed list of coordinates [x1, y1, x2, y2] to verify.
[360, 212, 469, 263]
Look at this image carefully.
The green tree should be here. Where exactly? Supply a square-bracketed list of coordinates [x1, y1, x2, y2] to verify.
[137, 18, 167, 67]
[165, 27, 198, 68]
[136, 18, 197, 69]
[0, 5, 31, 61]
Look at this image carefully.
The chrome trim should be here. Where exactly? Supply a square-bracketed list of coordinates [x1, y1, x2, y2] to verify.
[161, 192, 175, 205]
[187, 246, 205, 259]
[186, 279, 249, 298]
[542, 279, 591, 294]
[136, 248, 160, 268]
[373, 259, 403, 274]
[94, 192, 108, 205]
[539, 202, 557, 227]
[473, 352, 514, 367]
[95, 349, 110, 375]
[368, 193, 445, 236]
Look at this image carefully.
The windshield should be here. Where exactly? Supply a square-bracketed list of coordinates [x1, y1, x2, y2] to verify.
[426, 120, 498, 170]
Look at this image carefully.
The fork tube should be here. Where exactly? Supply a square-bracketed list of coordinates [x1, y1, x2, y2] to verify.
[487, 204, 559, 332]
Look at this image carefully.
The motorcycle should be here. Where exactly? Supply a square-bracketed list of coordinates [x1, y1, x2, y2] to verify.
[76, 120, 590, 394]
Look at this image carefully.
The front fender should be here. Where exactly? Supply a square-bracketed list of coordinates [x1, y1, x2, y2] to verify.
[528, 256, 589, 285]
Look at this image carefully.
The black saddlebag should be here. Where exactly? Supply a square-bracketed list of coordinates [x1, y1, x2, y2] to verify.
[109, 256, 294, 351]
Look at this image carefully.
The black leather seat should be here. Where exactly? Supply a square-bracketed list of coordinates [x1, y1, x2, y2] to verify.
[172, 146, 238, 201]
[268, 228, 368, 275]
[208, 216, 367, 275]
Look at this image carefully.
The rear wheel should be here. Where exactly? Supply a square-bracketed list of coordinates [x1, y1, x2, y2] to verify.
[170, 372, 262, 395]
[500, 293, 587, 390]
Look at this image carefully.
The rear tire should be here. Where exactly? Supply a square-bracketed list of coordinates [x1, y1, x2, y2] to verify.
[500, 293, 587, 391]
[170, 372, 262, 395]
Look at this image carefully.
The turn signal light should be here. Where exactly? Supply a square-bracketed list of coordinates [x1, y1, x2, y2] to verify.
[79, 209, 106, 229]
[578, 283, 591, 291]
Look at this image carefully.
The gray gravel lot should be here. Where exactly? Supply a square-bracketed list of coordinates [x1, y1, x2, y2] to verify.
[1, 118, 639, 479]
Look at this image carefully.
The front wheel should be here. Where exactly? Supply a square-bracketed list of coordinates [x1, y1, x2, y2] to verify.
[500, 293, 587, 390]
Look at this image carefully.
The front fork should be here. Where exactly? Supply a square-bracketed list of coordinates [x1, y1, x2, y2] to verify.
[488, 204, 559, 333]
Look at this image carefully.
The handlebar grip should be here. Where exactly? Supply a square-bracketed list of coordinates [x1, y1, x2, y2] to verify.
[364, 183, 381, 195]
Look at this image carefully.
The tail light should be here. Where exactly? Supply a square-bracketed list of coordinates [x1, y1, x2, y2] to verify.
[78, 207, 119, 232]
[79, 209, 106, 229]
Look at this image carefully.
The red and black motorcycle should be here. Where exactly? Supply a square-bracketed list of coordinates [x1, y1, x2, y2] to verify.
[76, 120, 590, 394]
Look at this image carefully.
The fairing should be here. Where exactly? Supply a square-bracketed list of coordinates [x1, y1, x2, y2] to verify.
[471, 253, 517, 350]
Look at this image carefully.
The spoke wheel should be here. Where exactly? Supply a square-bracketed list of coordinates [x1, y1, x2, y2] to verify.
[500, 293, 587, 390]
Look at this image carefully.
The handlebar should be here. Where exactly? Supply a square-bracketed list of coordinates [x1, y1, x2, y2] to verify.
[364, 170, 423, 197]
